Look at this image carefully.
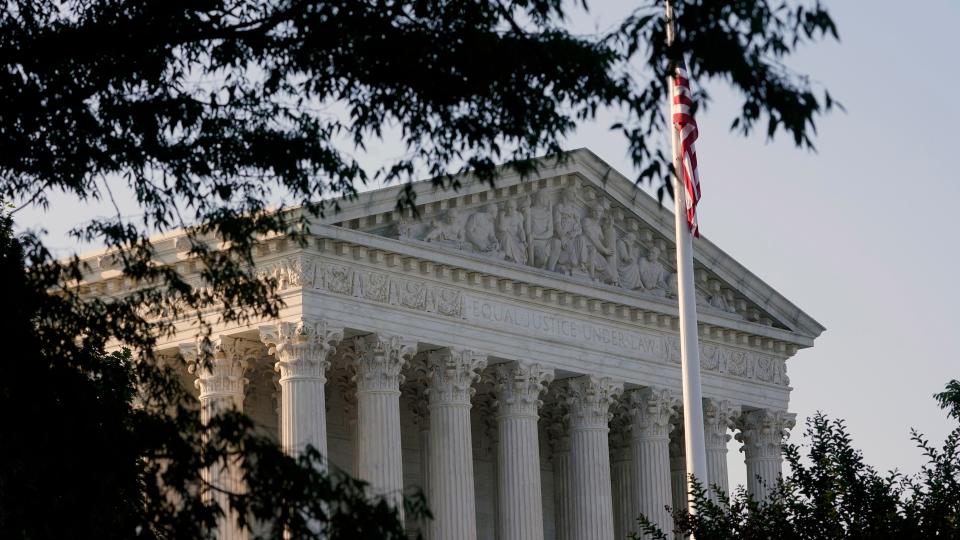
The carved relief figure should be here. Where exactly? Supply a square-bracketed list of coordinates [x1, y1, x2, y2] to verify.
[616, 231, 643, 289]
[581, 204, 616, 284]
[637, 245, 671, 296]
[496, 198, 527, 264]
[553, 187, 588, 274]
[527, 190, 561, 270]
[706, 281, 738, 313]
[464, 204, 502, 256]
[423, 210, 462, 249]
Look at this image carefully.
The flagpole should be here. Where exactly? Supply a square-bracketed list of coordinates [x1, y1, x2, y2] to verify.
[665, 0, 709, 513]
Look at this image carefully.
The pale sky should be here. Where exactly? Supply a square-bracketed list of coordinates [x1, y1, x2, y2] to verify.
[15, 0, 959, 491]
[560, 0, 960, 486]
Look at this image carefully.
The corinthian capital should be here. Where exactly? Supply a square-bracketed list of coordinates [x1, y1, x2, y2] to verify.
[625, 387, 679, 440]
[560, 376, 624, 429]
[351, 334, 418, 392]
[259, 317, 343, 382]
[735, 409, 797, 459]
[489, 361, 554, 418]
[181, 335, 258, 400]
[426, 348, 487, 405]
[702, 398, 741, 449]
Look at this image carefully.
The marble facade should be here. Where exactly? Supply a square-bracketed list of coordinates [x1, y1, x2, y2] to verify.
[79, 149, 821, 539]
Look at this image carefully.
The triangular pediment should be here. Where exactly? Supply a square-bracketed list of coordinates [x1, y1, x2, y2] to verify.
[326, 149, 824, 340]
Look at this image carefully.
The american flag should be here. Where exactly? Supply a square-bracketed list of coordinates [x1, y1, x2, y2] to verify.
[671, 64, 701, 238]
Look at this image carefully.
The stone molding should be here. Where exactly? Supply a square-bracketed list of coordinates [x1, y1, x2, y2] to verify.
[258, 317, 343, 382]
[489, 361, 555, 418]
[426, 348, 487, 405]
[736, 409, 797, 459]
[351, 334, 417, 392]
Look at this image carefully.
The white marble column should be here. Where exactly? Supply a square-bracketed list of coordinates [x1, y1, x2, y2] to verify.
[426, 348, 487, 540]
[352, 334, 417, 515]
[563, 376, 623, 540]
[182, 336, 257, 540]
[545, 403, 573, 540]
[610, 441, 633, 540]
[490, 361, 554, 540]
[702, 398, 740, 501]
[259, 318, 343, 462]
[736, 409, 797, 502]
[403, 353, 432, 538]
[626, 387, 678, 538]
[668, 417, 687, 519]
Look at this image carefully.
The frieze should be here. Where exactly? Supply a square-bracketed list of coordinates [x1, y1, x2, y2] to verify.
[308, 257, 464, 319]
[463, 295, 788, 387]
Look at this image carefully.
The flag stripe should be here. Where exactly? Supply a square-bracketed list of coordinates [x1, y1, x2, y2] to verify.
[672, 64, 701, 237]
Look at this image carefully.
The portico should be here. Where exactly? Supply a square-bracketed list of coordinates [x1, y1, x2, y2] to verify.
[81, 149, 821, 539]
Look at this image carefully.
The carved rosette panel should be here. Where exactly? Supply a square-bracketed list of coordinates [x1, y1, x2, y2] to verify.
[259, 317, 343, 382]
[489, 361, 554, 418]
[351, 334, 417, 392]
[702, 399, 741, 450]
[560, 376, 624, 430]
[735, 409, 797, 459]
[180, 336, 259, 400]
[626, 387, 679, 440]
[426, 348, 487, 405]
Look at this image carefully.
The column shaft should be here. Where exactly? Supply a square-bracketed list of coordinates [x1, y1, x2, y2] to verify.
[702, 399, 740, 501]
[563, 376, 623, 540]
[736, 409, 797, 502]
[426, 349, 486, 540]
[552, 447, 572, 540]
[353, 334, 416, 517]
[491, 361, 553, 540]
[611, 452, 633, 540]
[260, 319, 342, 463]
[627, 388, 678, 539]
[668, 426, 687, 524]
[183, 336, 255, 540]
[358, 388, 405, 504]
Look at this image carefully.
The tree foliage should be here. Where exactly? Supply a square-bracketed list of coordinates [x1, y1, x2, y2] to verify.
[0, 1, 839, 538]
[0, 0, 839, 341]
[633, 382, 960, 540]
[0, 215, 426, 539]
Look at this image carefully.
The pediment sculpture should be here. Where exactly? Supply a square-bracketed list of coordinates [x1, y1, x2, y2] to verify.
[397, 185, 682, 299]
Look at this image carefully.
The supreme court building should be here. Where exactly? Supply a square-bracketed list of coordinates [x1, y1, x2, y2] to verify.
[81, 149, 822, 540]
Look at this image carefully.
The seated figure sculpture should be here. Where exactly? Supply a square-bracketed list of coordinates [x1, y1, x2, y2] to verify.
[616, 231, 643, 290]
[464, 204, 502, 257]
[637, 245, 672, 296]
[423, 210, 462, 249]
